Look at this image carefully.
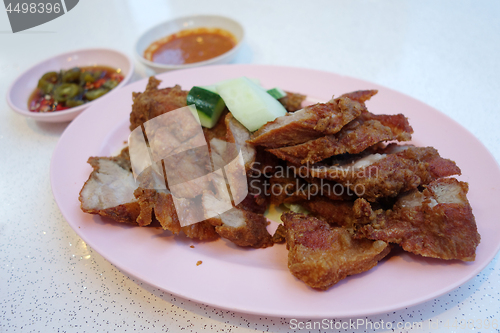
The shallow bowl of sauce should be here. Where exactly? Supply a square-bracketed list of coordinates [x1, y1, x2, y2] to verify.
[7, 48, 134, 123]
[135, 15, 245, 73]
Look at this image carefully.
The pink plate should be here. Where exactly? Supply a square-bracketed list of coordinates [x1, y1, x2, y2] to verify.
[51, 64, 500, 318]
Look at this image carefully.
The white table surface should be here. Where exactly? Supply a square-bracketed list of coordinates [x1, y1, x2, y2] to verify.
[1, 1, 500, 332]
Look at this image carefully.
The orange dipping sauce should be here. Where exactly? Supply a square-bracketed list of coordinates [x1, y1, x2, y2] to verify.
[144, 27, 237, 65]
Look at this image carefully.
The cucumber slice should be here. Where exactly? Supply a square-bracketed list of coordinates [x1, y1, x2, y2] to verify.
[215, 77, 287, 132]
[186, 86, 226, 128]
[267, 87, 287, 99]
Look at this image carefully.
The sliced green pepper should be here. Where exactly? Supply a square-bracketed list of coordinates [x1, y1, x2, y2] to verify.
[54, 83, 80, 102]
[85, 88, 108, 101]
[80, 72, 96, 84]
[62, 68, 81, 83]
[102, 80, 119, 90]
[37, 72, 58, 94]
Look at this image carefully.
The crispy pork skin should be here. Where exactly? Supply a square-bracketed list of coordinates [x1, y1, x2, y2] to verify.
[202, 192, 273, 248]
[282, 212, 390, 290]
[268, 111, 413, 165]
[339, 90, 378, 103]
[354, 178, 480, 261]
[225, 113, 256, 171]
[278, 91, 307, 112]
[307, 144, 461, 201]
[249, 97, 363, 148]
[129, 77, 189, 131]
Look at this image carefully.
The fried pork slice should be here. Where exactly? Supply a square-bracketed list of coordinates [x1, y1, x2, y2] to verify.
[266, 175, 300, 205]
[282, 212, 390, 290]
[208, 138, 269, 215]
[272, 224, 287, 243]
[247, 148, 283, 180]
[339, 90, 378, 103]
[130, 77, 189, 131]
[248, 97, 364, 148]
[354, 178, 480, 261]
[133, 187, 219, 240]
[79, 148, 141, 223]
[308, 144, 461, 201]
[202, 192, 273, 248]
[278, 91, 307, 112]
[236, 173, 269, 214]
[294, 196, 366, 228]
[268, 110, 413, 165]
[292, 175, 356, 202]
[81, 149, 217, 240]
[236, 191, 269, 215]
[225, 113, 256, 171]
[130, 76, 228, 144]
[204, 109, 229, 143]
[162, 147, 214, 199]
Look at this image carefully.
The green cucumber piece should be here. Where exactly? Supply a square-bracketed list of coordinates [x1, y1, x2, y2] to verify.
[215, 77, 287, 132]
[267, 87, 287, 99]
[187, 86, 226, 128]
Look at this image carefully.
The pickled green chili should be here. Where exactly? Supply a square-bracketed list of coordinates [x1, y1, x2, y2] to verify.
[28, 66, 124, 113]
[54, 83, 80, 102]
[37, 71, 58, 94]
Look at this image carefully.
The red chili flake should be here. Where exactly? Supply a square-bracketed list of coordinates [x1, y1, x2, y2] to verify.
[55, 104, 69, 111]
[94, 78, 106, 88]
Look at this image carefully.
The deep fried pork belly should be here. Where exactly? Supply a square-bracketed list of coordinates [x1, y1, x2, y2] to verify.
[204, 109, 229, 142]
[80, 147, 218, 240]
[339, 89, 378, 103]
[79, 75, 480, 293]
[202, 191, 273, 248]
[294, 196, 366, 228]
[225, 113, 256, 171]
[287, 174, 355, 202]
[282, 212, 390, 290]
[133, 187, 219, 240]
[278, 91, 307, 112]
[249, 97, 364, 148]
[266, 175, 301, 205]
[307, 144, 461, 201]
[208, 135, 267, 214]
[79, 148, 141, 223]
[235, 191, 269, 215]
[268, 110, 413, 165]
[354, 178, 480, 261]
[130, 77, 188, 131]
[210, 125, 269, 214]
[272, 224, 287, 243]
[162, 147, 214, 199]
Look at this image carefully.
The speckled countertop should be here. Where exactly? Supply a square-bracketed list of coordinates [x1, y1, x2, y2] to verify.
[1, 1, 500, 332]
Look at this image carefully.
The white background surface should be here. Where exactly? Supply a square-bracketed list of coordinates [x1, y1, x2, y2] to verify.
[1, 1, 499, 332]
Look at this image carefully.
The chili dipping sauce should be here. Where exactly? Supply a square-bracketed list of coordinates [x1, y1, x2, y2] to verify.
[144, 27, 237, 65]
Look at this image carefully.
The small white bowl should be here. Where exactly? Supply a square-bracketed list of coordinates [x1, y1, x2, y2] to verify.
[7, 48, 134, 123]
[135, 15, 245, 73]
